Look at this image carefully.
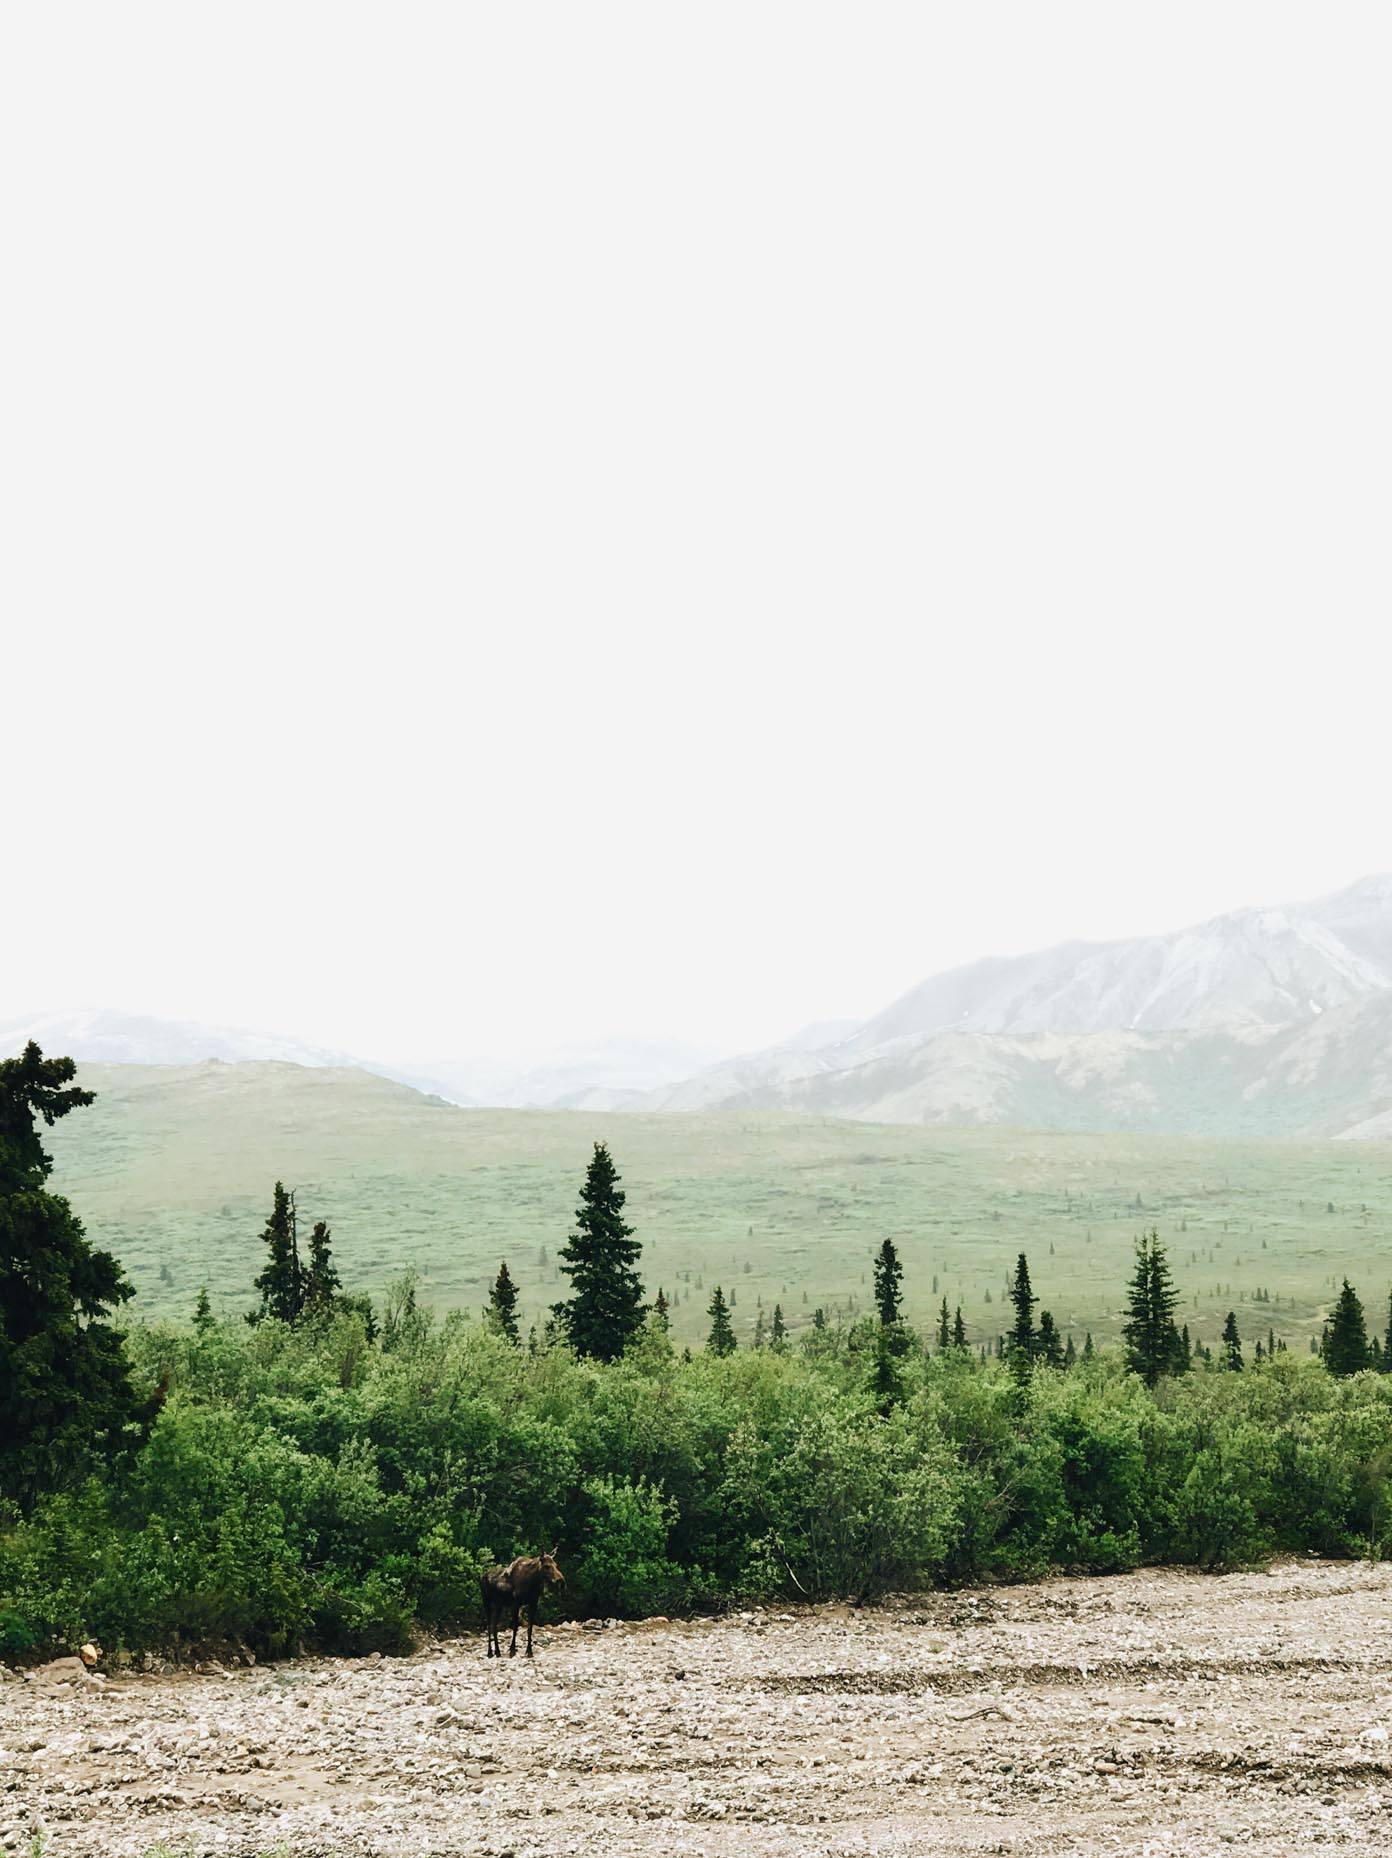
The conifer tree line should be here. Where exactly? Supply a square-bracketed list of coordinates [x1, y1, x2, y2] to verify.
[7, 1041, 1392, 1531]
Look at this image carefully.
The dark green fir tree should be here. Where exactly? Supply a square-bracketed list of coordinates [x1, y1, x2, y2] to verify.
[1324, 1279, 1369, 1377]
[1122, 1230, 1184, 1387]
[193, 1285, 215, 1334]
[706, 1284, 736, 1355]
[872, 1238, 903, 1326]
[553, 1142, 644, 1361]
[770, 1302, 787, 1348]
[1038, 1309, 1065, 1368]
[488, 1260, 521, 1342]
[252, 1182, 302, 1324]
[952, 1305, 967, 1350]
[936, 1296, 952, 1352]
[1222, 1310, 1243, 1371]
[1007, 1253, 1037, 1381]
[0, 1043, 143, 1509]
[303, 1220, 340, 1314]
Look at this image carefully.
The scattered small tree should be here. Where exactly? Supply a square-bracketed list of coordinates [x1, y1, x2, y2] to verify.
[193, 1286, 215, 1334]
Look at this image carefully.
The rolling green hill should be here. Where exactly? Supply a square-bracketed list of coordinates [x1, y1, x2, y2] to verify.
[43, 1060, 1392, 1354]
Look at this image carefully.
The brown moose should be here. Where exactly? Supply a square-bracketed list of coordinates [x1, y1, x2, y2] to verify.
[481, 1548, 565, 1658]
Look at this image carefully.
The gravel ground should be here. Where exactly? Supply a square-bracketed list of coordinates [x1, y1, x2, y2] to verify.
[3, 1559, 1390, 1856]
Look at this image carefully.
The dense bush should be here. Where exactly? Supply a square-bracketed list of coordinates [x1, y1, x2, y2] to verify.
[2, 1303, 1390, 1660]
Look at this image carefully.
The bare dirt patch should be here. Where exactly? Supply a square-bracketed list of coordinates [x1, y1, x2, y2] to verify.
[3, 1559, 1390, 1856]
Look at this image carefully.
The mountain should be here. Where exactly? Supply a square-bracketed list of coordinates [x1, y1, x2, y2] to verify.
[0, 1007, 358, 1070]
[0, 1009, 719, 1113]
[633, 875, 1392, 1136]
[848, 873, 1392, 1048]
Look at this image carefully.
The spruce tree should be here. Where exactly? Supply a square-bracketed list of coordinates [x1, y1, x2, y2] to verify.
[753, 1309, 767, 1350]
[872, 1238, 903, 1326]
[1063, 1333, 1076, 1368]
[706, 1285, 736, 1355]
[0, 1043, 142, 1509]
[553, 1143, 644, 1361]
[1082, 1331, 1095, 1361]
[1038, 1309, 1064, 1368]
[488, 1260, 521, 1342]
[252, 1182, 302, 1323]
[936, 1296, 951, 1352]
[1222, 1310, 1243, 1371]
[869, 1325, 902, 1412]
[770, 1302, 786, 1348]
[1007, 1253, 1037, 1380]
[303, 1220, 340, 1314]
[952, 1306, 967, 1350]
[1122, 1229, 1183, 1387]
[1324, 1279, 1369, 1377]
[193, 1286, 215, 1334]
[653, 1286, 670, 1328]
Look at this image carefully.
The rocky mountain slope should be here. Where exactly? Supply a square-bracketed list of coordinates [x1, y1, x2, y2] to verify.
[624, 875, 1392, 1136]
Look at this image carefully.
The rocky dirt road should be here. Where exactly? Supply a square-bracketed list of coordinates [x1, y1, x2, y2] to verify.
[3, 1559, 1390, 1856]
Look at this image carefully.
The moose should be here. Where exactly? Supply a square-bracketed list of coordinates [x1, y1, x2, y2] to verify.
[481, 1548, 565, 1658]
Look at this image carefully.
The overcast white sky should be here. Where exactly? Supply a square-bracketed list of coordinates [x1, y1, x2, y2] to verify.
[4, 5, 1390, 1064]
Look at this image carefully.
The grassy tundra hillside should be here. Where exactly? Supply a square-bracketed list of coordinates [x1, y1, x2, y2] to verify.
[42, 1061, 1392, 1353]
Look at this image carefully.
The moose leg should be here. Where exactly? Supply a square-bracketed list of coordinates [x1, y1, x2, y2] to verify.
[484, 1598, 494, 1657]
[509, 1601, 520, 1657]
[526, 1597, 536, 1656]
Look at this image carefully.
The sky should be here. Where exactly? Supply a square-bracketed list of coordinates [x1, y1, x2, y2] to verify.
[4, 5, 1391, 1065]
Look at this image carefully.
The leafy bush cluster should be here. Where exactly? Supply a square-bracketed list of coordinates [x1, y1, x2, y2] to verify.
[3, 1304, 1390, 1660]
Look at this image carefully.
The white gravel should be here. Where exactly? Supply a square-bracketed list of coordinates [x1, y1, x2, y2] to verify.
[3, 1559, 1390, 1856]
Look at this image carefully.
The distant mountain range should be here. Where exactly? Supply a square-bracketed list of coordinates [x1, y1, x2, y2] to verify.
[0, 1009, 716, 1113]
[8, 874, 1392, 1137]
[569, 874, 1392, 1138]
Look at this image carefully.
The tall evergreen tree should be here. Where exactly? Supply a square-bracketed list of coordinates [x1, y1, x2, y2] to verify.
[1038, 1309, 1064, 1368]
[936, 1296, 951, 1352]
[1082, 1331, 1095, 1361]
[1222, 1310, 1243, 1371]
[553, 1143, 644, 1361]
[488, 1260, 521, 1342]
[872, 1238, 903, 1326]
[1063, 1333, 1077, 1368]
[193, 1286, 215, 1333]
[1007, 1253, 1037, 1380]
[0, 1043, 143, 1509]
[869, 1325, 903, 1413]
[1324, 1279, 1369, 1377]
[653, 1286, 670, 1328]
[303, 1220, 340, 1314]
[952, 1306, 967, 1350]
[1122, 1230, 1183, 1387]
[770, 1302, 787, 1348]
[252, 1182, 302, 1323]
[706, 1285, 736, 1355]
